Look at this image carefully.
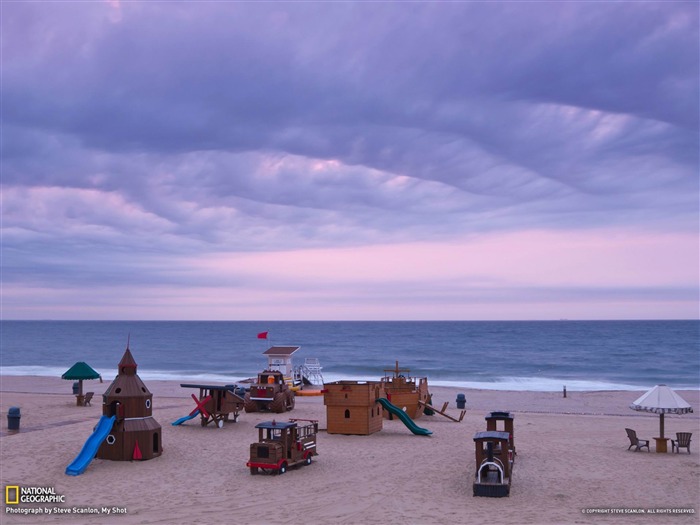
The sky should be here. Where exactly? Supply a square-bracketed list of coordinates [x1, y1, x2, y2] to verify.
[1, 1, 698, 321]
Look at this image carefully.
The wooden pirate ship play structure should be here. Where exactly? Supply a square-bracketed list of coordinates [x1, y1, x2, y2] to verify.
[323, 381, 385, 435]
[379, 361, 430, 420]
[172, 384, 247, 428]
[472, 411, 516, 497]
[96, 346, 163, 461]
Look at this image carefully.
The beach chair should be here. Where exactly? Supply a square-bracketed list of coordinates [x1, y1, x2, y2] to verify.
[625, 428, 650, 452]
[83, 392, 94, 406]
[671, 432, 692, 454]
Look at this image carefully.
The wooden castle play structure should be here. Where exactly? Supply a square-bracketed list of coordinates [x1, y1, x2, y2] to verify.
[472, 411, 516, 497]
[323, 381, 386, 435]
[97, 347, 163, 461]
[66, 344, 162, 475]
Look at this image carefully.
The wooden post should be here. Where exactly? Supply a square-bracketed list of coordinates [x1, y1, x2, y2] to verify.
[563, 385, 567, 398]
[417, 400, 465, 422]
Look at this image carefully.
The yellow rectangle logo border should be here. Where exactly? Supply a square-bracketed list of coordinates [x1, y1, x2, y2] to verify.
[5, 485, 19, 505]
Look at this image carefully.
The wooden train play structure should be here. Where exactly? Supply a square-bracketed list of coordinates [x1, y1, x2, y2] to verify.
[66, 345, 163, 476]
[172, 384, 247, 428]
[472, 411, 516, 497]
[486, 410, 515, 455]
[246, 419, 319, 475]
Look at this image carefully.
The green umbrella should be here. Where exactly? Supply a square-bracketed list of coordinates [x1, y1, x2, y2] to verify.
[61, 362, 102, 397]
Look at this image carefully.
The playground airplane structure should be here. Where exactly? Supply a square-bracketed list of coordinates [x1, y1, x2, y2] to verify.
[172, 384, 247, 428]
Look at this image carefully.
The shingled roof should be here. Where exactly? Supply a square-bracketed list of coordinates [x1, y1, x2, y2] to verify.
[262, 346, 300, 356]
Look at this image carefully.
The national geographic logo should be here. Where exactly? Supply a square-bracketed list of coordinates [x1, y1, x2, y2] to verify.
[5, 485, 65, 504]
[5, 486, 18, 505]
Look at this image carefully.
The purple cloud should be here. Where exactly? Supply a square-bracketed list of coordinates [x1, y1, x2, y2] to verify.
[2, 2, 697, 319]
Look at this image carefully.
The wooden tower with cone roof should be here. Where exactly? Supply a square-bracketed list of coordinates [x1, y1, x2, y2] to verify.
[96, 344, 163, 461]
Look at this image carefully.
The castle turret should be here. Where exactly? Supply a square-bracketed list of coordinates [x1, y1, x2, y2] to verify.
[97, 345, 162, 461]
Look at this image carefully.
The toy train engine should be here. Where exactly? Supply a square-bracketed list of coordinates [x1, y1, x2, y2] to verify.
[472, 431, 513, 497]
[247, 419, 318, 475]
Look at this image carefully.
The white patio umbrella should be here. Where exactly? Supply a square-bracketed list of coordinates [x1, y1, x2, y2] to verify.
[629, 384, 694, 438]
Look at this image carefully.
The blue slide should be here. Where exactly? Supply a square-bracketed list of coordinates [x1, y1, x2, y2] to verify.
[171, 410, 200, 426]
[65, 415, 116, 476]
[376, 398, 432, 436]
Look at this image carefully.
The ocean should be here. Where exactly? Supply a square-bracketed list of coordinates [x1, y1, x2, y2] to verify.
[0, 320, 698, 391]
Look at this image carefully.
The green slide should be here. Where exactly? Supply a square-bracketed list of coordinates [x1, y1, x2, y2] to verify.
[376, 398, 432, 436]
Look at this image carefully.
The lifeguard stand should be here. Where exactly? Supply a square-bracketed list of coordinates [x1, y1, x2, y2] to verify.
[485, 411, 515, 454]
[263, 346, 300, 377]
[323, 381, 385, 435]
[302, 358, 324, 385]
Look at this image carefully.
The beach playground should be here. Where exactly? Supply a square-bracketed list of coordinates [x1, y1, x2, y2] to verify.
[1, 375, 698, 525]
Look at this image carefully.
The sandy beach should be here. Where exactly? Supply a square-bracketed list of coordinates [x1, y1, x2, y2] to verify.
[1, 375, 698, 525]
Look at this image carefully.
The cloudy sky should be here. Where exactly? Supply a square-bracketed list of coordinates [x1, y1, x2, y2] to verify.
[2, 1, 698, 321]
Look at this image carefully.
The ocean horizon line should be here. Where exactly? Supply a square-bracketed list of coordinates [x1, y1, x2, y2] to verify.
[3, 318, 698, 323]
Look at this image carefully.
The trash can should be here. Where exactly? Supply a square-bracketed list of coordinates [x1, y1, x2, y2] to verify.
[423, 394, 434, 416]
[72, 382, 80, 395]
[7, 407, 21, 430]
[456, 393, 466, 409]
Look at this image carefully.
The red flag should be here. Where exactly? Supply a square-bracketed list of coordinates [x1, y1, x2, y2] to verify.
[257, 331, 268, 339]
